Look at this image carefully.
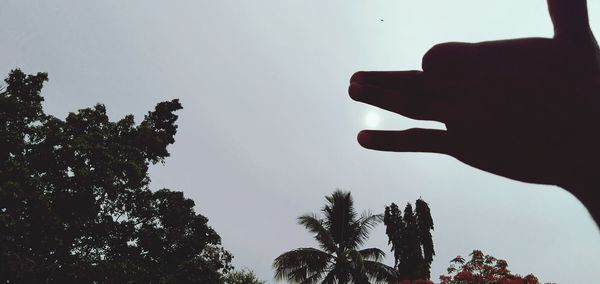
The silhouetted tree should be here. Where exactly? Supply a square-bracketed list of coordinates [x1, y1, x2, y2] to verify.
[415, 199, 434, 279]
[402, 203, 423, 281]
[273, 190, 397, 284]
[384, 199, 434, 281]
[0, 69, 233, 283]
[383, 203, 404, 272]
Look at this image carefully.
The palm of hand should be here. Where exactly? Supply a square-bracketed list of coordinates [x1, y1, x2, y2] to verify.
[438, 38, 600, 187]
[350, 0, 600, 190]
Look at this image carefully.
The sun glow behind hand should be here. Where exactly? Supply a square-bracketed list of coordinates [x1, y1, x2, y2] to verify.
[365, 111, 381, 128]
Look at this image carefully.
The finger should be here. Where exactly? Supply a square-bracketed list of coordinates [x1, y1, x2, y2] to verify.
[547, 0, 591, 39]
[350, 70, 423, 91]
[422, 42, 478, 76]
[348, 82, 451, 122]
[358, 128, 451, 154]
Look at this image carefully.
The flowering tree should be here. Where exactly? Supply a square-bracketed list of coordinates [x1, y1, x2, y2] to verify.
[439, 250, 542, 284]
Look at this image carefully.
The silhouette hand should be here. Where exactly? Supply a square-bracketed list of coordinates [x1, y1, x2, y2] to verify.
[349, 0, 600, 215]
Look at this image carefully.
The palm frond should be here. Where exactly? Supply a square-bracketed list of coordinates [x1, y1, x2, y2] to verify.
[273, 247, 333, 282]
[350, 212, 383, 248]
[347, 249, 365, 273]
[321, 269, 337, 284]
[363, 260, 398, 284]
[297, 214, 338, 253]
[286, 266, 310, 283]
[350, 269, 370, 284]
[358, 248, 386, 262]
[299, 269, 328, 284]
[347, 249, 373, 284]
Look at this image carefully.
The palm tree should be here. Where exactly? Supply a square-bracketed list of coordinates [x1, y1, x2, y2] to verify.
[273, 190, 397, 284]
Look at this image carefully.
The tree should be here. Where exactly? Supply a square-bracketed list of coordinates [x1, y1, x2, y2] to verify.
[415, 199, 434, 279]
[224, 268, 266, 284]
[401, 204, 423, 280]
[0, 69, 233, 283]
[439, 250, 542, 284]
[384, 203, 404, 272]
[273, 190, 397, 284]
[384, 199, 434, 282]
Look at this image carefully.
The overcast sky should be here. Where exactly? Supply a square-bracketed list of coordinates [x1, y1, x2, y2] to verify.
[2, 1, 599, 283]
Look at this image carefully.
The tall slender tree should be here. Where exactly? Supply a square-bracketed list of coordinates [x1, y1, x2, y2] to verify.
[383, 203, 404, 274]
[401, 203, 423, 281]
[273, 190, 397, 284]
[415, 199, 434, 279]
[384, 199, 435, 281]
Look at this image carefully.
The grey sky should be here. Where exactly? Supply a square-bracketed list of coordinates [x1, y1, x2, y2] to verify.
[1, 0, 599, 283]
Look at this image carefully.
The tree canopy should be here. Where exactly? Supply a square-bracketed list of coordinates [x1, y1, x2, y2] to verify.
[0, 69, 232, 283]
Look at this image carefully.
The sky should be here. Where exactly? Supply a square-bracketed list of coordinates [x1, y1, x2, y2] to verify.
[1, 0, 599, 283]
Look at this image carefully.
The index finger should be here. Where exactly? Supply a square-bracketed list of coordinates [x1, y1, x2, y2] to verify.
[350, 70, 424, 91]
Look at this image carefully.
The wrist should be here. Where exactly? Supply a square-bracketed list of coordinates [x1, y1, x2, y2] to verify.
[561, 167, 600, 226]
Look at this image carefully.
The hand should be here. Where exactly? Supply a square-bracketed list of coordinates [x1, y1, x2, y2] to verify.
[349, 0, 600, 220]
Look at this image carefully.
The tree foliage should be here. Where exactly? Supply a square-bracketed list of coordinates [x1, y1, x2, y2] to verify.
[223, 269, 266, 284]
[0, 69, 232, 283]
[439, 250, 542, 284]
[273, 190, 397, 284]
[384, 199, 434, 281]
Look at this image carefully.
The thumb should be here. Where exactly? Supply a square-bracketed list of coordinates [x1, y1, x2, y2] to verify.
[548, 0, 591, 39]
